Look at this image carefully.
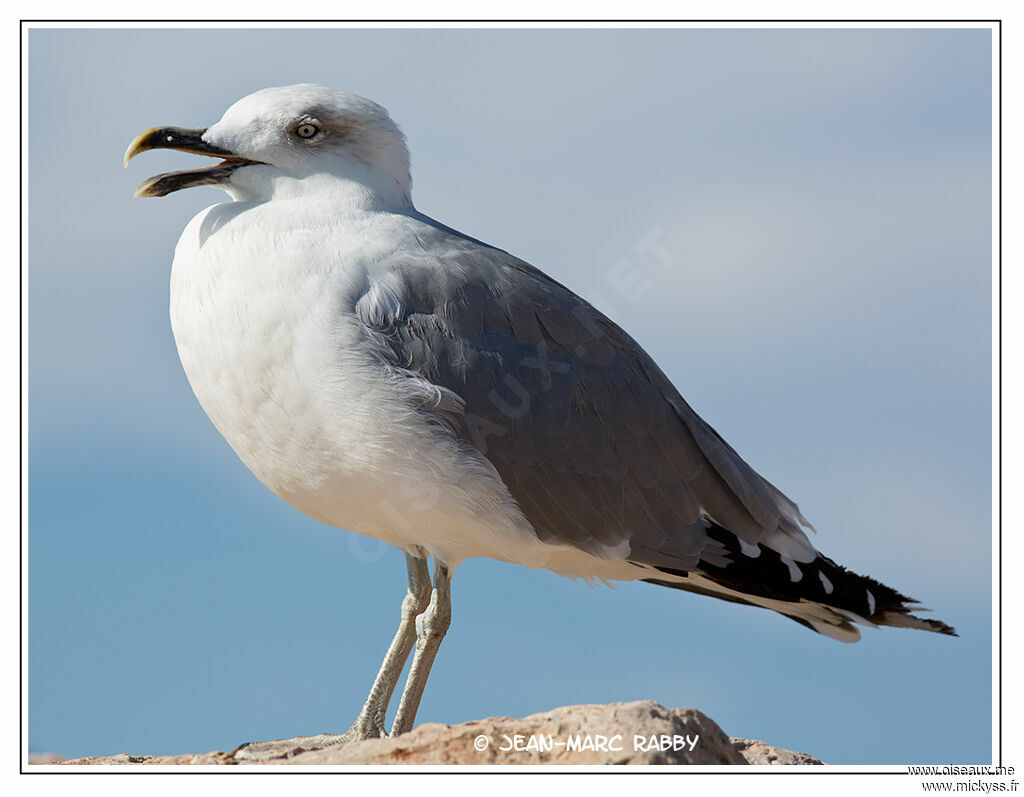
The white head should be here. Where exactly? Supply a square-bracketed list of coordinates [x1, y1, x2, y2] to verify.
[125, 84, 413, 208]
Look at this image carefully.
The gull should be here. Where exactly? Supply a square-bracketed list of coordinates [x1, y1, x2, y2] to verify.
[125, 84, 956, 741]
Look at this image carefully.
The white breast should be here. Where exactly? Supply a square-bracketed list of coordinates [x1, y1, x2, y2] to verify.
[167, 201, 629, 580]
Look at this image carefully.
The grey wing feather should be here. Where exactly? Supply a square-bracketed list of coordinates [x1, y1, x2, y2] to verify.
[355, 214, 817, 570]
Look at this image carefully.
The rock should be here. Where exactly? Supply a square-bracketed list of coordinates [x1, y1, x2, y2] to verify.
[53, 700, 823, 765]
[26, 753, 65, 764]
[730, 737, 825, 765]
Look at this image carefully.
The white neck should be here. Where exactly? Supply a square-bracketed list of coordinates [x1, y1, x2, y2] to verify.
[225, 156, 413, 211]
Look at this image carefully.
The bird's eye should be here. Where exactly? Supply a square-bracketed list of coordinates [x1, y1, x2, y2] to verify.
[296, 123, 319, 139]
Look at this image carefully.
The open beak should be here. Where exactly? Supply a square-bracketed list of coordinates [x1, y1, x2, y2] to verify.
[124, 127, 261, 197]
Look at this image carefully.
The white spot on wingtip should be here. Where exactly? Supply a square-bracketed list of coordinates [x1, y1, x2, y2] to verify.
[819, 570, 834, 594]
[738, 539, 761, 558]
[779, 555, 803, 583]
[866, 589, 876, 616]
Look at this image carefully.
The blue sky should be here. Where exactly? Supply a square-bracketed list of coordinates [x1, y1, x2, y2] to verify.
[27, 26, 992, 765]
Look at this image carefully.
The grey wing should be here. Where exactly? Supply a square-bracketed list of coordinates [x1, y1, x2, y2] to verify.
[354, 221, 818, 571]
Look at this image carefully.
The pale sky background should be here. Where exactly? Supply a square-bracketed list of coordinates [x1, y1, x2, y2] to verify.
[27, 26, 992, 764]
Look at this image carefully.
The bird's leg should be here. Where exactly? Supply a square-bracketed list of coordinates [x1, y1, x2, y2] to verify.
[390, 559, 452, 736]
[347, 551, 431, 741]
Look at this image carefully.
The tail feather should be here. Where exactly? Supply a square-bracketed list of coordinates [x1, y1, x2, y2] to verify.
[641, 519, 957, 641]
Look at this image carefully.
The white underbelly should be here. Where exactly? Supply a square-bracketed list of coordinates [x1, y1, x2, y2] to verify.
[167, 204, 638, 581]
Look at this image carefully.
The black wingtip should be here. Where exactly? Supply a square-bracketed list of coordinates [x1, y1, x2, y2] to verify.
[644, 519, 958, 640]
[883, 612, 959, 637]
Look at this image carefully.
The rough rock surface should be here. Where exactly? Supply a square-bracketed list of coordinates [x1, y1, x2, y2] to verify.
[730, 737, 826, 766]
[52, 700, 823, 766]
